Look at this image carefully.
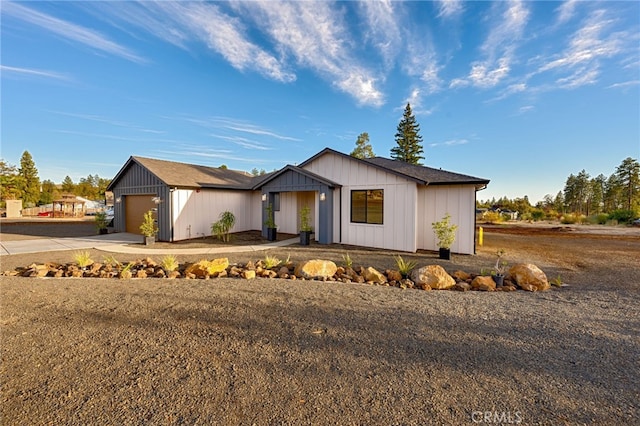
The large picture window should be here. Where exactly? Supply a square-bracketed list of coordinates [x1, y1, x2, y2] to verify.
[351, 189, 383, 224]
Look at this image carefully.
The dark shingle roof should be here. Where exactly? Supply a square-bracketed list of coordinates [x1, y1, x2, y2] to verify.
[300, 148, 489, 188]
[363, 156, 490, 186]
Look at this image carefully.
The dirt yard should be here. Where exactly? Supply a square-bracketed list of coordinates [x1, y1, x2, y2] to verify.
[1, 221, 639, 425]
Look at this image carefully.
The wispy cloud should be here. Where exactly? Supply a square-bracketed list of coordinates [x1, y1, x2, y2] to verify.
[179, 115, 302, 142]
[429, 139, 469, 147]
[606, 80, 640, 90]
[436, 0, 464, 19]
[516, 105, 535, 115]
[50, 110, 165, 134]
[453, 1, 529, 89]
[0, 65, 70, 81]
[556, 0, 579, 25]
[2, 1, 145, 64]
[537, 9, 625, 89]
[156, 146, 269, 165]
[210, 134, 273, 151]
[238, 1, 384, 107]
[357, 0, 401, 69]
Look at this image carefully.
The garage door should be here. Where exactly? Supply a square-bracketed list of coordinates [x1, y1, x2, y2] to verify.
[125, 195, 156, 234]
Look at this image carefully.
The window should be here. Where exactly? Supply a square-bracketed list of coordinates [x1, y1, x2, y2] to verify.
[350, 189, 383, 224]
[273, 193, 280, 211]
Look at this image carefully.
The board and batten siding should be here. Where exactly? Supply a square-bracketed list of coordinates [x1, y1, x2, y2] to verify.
[110, 161, 171, 241]
[304, 152, 418, 252]
[416, 185, 476, 255]
[171, 189, 257, 241]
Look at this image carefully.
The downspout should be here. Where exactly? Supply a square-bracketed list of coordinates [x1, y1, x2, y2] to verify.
[339, 187, 342, 243]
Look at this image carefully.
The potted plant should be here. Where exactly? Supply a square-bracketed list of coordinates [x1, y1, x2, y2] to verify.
[432, 213, 458, 260]
[299, 205, 312, 245]
[95, 210, 109, 235]
[492, 248, 507, 287]
[265, 203, 277, 241]
[139, 210, 158, 245]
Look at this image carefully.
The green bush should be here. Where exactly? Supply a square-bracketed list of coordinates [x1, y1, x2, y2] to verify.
[483, 211, 502, 224]
[530, 209, 545, 221]
[608, 209, 635, 224]
[560, 214, 577, 224]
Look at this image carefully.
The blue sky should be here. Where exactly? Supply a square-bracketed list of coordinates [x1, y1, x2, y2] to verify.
[2, 0, 639, 203]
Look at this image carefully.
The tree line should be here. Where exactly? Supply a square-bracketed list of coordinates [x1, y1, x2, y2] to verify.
[0, 151, 111, 208]
[478, 157, 640, 223]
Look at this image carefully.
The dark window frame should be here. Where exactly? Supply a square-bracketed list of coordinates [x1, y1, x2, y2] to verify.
[350, 189, 384, 224]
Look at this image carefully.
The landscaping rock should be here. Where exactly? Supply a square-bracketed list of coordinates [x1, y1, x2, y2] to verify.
[454, 282, 472, 291]
[185, 258, 229, 279]
[242, 270, 256, 280]
[386, 269, 403, 282]
[452, 270, 471, 281]
[410, 265, 455, 290]
[294, 259, 337, 280]
[363, 267, 387, 284]
[509, 263, 550, 291]
[471, 276, 496, 291]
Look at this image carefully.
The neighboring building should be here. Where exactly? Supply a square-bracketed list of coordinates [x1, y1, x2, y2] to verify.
[107, 148, 489, 254]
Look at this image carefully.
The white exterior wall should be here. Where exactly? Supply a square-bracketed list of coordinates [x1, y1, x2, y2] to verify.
[171, 189, 257, 241]
[416, 185, 476, 255]
[304, 152, 418, 252]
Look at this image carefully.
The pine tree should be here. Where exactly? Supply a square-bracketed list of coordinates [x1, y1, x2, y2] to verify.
[350, 132, 375, 159]
[0, 159, 20, 201]
[18, 151, 40, 206]
[390, 103, 424, 165]
[61, 176, 75, 194]
[614, 157, 640, 212]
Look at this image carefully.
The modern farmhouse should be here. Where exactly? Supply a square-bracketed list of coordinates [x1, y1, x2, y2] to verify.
[107, 148, 489, 254]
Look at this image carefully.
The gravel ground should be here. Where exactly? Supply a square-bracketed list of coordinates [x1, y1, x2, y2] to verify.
[1, 222, 639, 425]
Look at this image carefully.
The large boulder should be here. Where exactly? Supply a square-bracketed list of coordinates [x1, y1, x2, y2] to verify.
[410, 265, 455, 290]
[509, 264, 550, 291]
[294, 260, 337, 280]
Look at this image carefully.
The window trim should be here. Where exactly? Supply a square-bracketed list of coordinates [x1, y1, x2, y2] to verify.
[350, 189, 383, 225]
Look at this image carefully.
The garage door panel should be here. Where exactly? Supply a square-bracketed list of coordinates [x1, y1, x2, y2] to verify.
[125, 195, 156, 234]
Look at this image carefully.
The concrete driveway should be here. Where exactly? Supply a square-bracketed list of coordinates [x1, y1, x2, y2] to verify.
[0, 233, 142, 256]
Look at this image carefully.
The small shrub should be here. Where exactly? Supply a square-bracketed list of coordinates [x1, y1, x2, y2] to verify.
[483, 211, 502, 223]
[263, 255, 282, 269]
[211, 211, 236, 242]
[119, 262, 133, 279]
[74, 251, 93, 268]
[342, 252, 353, 268]
[432, 213, 458, 249]
[102, 255, 121, 268]
[394, 255, 417, 278]
[140, 210, 158, 237]
[550, 275, 563, 287]
[560, 214, 577, 224]
[160, 254, 179, 272]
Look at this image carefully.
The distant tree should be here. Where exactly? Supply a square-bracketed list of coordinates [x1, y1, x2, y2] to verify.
[219, 164, 228, 170]
[18, 151, 40, 206]
[76, 176, 96, 199]
[61, 176, 75, 194]
[614, 157, 640, 212]
[350, 132, 375, 159]
[391, 103, 424, 165]
[39, 179, 58, 205]
[250, 168, 267, 176]
[603, 174, 622, 211]
[563, 170, 590, 214]
[0, 159, 21, 203]
[589, 174, 606, 214]
[97, 177, 111, 199]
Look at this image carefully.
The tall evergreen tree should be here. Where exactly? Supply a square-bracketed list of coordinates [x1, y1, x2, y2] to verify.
[350, 132, 375, 159]
[391, 103, 424, 165]
[18, 151, 40, 206]
[39, 179, 58, 205]
[614, 157, 640, 211]
[61, 176, 75, 194]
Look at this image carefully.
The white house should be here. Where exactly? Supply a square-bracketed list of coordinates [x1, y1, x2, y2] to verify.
[107, 148, 489, 254]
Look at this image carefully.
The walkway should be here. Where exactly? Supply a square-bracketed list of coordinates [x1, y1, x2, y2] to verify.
[0, 233, 299, 256]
